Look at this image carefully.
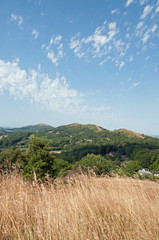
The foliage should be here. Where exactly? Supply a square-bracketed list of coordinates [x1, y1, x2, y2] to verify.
[1, 124, 159, 177]
[52, 158, 71, 178]
[0, 148, 24, 173]
[73, 153, 117, 175]
[122, 161, 142, 176]
[23, 137, 55, 180]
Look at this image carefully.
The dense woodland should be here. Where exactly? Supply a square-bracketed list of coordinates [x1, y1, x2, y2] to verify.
[0, 123, 159, 180]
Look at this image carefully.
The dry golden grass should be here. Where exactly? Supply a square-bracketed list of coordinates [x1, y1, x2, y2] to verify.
[0, 173, 159, 240]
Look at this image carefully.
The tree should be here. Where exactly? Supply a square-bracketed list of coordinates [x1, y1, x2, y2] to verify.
[53, 158, 71, 178]
[23, 137, 55, 180]
[73, 153, 117, 175]
[0, 148, 24, 173]
[123, 161, 141, 176]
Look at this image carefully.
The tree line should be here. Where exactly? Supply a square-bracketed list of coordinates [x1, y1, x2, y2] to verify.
[1, 136, 159, 180]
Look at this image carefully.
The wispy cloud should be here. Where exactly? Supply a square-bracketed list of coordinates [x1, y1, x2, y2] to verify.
[140, 0, 149, 5]
[70, 20, 130, 70]
[32, 29, 39, 39]
[70, 33, 85, 58]
[136, 21, 144, 30]
[111, 9, 119, 15]
[125, 0, 134, 7]
[129, 55, 133, 62]
[11, 13, 23, 28]
[70, 1, 159, 70]
[142, 24, 157, 43]
[119, 61, 125, 70]
[156, 6, 159, 13]
[70, 21, 119, 59]
[0, 59, 111, 116]
[130, 82, 141, 89]
[43, 35, 63, 66]
[140, 5, 153, 19]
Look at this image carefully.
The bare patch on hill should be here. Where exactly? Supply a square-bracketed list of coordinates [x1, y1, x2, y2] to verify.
[69, 123, 104, 132]
[95, 125, 103, 131]
[69, 123, 81, 127]
[117, 128, 145, 139]
[38, 123, 50, 126]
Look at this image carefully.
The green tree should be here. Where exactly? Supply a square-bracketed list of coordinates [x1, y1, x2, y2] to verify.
[149, 153, 159, 171]
[23, 138, 55, 180]
[53, 158, 71, 178]
[132, 149, 155, 168]
[123, 161, 141, 176]
[0, 149, 24, 173]
[73, 153, 117, 175]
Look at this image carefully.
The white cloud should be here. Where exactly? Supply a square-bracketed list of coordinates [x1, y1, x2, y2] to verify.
[156, 6, 159, 13]
[130, 82, 141, 89]
[70, 33, 85, 58]
[142, 24, 157, 43]
[136, 21, 146, 38]
[37, 64, 41, 71]
[70, 20, 132, 70]
[47, 52, 59, 66]
[129, 55, 133, 62]
[0, 59, 80, 111]
[111, 9, 119, 14]
[151, 24, 158, 32]
[41, 44, 45, 50]
[125, 0, 134, 7]
[44, 35, 63, 66]
[32, 29, 39, 39]
[142, 31, 150, 43]
[119, 61, 125, 70]
[136, 21, 144, 30]
[140, 5, 153, 19]
[11, 13, 23, 28]
[72, 22, 119, 55]
[0, 59, 111, 116]
[140, 0, 149, 5]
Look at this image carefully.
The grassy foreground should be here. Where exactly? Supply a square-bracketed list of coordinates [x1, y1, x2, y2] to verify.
[0, 173, 159, 240]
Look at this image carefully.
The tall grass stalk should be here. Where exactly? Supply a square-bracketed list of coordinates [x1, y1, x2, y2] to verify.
[0, 173, 159, 240]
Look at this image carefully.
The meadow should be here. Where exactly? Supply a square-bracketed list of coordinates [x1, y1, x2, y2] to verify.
[0, 173, 159, 240]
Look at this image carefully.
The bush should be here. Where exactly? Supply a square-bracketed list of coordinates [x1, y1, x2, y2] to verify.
[73, 153, 117, 175]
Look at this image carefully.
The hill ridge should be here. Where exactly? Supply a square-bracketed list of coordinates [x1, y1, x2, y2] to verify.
[116, 128, 144, 139]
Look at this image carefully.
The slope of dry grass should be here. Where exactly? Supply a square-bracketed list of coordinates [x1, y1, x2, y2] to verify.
[0, 173, 159, 240]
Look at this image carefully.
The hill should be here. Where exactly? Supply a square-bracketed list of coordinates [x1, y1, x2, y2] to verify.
[1, 122, 159, 180]
[0, 123, 53, 135]
[115, 128, 145, 139]
[0, 123, 157, 151]
[1, 122, 159, 167]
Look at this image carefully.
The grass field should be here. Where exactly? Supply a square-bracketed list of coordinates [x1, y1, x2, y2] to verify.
[0, 173, 159, 240]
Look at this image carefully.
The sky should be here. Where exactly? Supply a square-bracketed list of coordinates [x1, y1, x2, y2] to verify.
[0, 0, 159, 134]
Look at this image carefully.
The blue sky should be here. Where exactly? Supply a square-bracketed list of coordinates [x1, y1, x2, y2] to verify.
[0, 0, 159, 134]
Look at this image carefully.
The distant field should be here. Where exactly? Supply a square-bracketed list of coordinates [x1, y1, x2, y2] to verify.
[0, 173, 159, 240]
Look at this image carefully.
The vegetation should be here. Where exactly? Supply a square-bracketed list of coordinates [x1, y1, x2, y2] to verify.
[73, 153, 118, 175]
[0, 123, 159, 178]
[0, 123, 159, 239]
[1, 173, 159, 240]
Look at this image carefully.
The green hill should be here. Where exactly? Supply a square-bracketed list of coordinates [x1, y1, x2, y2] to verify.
[0, 122, 159, 163]
[0, 123, 53, 135]
[1, 123, 159, 175]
